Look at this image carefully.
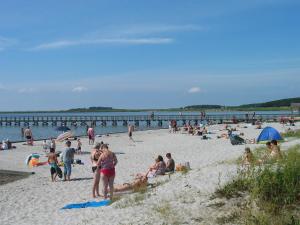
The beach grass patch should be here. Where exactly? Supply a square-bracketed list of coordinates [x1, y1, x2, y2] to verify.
[282, 129, 300, 139]
[213, 144, 300, 224]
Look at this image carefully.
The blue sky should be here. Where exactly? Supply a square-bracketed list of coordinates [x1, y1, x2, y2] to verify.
[0, 0, 300, 111]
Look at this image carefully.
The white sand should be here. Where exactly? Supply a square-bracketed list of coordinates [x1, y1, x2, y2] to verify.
[0, 122, 299, 225]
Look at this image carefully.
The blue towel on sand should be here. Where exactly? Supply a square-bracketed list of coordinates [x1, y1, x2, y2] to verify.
[61, 200, 111, 209]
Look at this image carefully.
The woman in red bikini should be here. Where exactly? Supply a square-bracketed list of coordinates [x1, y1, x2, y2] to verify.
[96, 144, 118, 200]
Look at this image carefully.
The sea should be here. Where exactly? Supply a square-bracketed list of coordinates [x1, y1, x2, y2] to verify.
[0, 111, 294, 142]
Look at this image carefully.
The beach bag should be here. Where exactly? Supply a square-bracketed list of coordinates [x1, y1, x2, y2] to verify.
[176, 164, 187, 171]
[56, 167, 62, 178]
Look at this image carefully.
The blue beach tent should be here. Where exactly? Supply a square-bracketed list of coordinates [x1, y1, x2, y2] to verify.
[257, 127, 283, 143]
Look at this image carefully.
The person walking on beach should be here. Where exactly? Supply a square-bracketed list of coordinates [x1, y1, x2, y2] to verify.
[24, 127, 33, 145]
[87, 127, 95, 145]
[91, 142, 102, 198]
[61, 141, 75, 181]
[97, 144, 118, 200]
[128, 124, 134, 141]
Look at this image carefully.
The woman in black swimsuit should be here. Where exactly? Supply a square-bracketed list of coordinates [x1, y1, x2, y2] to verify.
[91, 142, 102, 198]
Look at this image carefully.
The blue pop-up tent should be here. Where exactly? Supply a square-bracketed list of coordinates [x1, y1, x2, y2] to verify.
[257, 127, 283, 143]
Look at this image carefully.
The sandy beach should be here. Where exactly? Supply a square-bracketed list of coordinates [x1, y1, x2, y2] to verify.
[0, 122, 299, 225]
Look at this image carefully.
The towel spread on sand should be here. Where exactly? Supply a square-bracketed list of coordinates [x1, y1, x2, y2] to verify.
[61, 200, 111, 209]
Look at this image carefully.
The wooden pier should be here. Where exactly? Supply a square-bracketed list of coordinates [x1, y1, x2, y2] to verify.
[0, 113, 298, 127]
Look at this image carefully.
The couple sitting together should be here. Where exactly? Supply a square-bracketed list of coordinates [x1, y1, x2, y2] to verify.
[114, 153, 175, 193]
[146, 153, 175, 178]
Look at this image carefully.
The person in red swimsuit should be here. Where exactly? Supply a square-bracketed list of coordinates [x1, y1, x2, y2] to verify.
[96, 144, 118, 200]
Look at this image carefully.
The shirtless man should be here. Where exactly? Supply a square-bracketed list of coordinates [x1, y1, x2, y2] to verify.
[24, 127, 33, 145]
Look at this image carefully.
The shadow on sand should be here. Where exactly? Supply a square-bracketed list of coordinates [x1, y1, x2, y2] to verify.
[0, 170, 34, 185]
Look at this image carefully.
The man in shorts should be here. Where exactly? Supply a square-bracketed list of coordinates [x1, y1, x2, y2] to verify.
[87, 127, 95, 145]
[24, 127, 33, 145]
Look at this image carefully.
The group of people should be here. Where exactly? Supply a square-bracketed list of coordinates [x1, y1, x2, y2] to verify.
[0, 139, 14, 150]
[183, 124, 208, 136]
[242, 139, 283, 167]
[47, 140, 76, 182]
[90, 142, 118, 200]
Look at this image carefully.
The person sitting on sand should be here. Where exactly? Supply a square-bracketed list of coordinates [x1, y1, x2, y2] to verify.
[270, 140, 282, 160]
[48, 148, 59, 182]
[165, 153, 175, 172]
[114, 175, 148, 192]
[145, 155, 166, 178]
[242, 147, 254, 166]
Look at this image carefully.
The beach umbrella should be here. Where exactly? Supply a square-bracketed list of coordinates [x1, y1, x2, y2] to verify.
[56, 131, 73, 142]
[55, 126, 71, 132]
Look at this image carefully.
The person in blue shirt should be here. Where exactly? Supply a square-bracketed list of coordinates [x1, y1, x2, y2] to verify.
[61, 141, 75, 181]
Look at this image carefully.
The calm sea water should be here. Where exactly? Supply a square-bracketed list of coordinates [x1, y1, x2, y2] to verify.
[0, 111, 293, 142]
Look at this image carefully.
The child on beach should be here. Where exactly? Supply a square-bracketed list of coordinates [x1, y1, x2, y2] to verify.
[242, 147, 254, 166]
[42, 140, 48, 152]
[48, 148, 59, 182]
[76, 139, 82, 154]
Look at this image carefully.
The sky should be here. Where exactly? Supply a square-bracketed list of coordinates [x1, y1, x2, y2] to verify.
[0, 0, 300, 111]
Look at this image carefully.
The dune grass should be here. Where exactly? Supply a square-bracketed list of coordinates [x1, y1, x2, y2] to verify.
[215, 145, 300, 225]
[282, 129, 300, 139]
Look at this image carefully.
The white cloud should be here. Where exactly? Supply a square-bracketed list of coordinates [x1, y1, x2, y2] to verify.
[119, 24, 203, 36]
[30, 38, 173, 50]
[29, 23, 203, 50]
[72, 86, 88, 92]
[188, 87, 201, 93]
[18, 88, 36, 93]
[0, 36, 17, 51]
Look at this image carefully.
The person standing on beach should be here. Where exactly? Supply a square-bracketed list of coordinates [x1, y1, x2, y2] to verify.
[76, 139, 82, 154]
[97, 144, 117, 200]
[87, 127, 95, 145]
[91, 142, 102, 198]
[21, 127, 24, 138]
[48, 148, 59, 182]
[24, 127, 33, 145]
[128, 124, 134, 141]
[61, 141, 75, 181]
[50, 138, 56, 151]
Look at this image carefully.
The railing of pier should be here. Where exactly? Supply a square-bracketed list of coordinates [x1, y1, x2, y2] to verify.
[0, 113, 298, 123]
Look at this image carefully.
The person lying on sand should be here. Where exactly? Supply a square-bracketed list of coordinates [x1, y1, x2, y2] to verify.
[114, 175, 148, 192]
